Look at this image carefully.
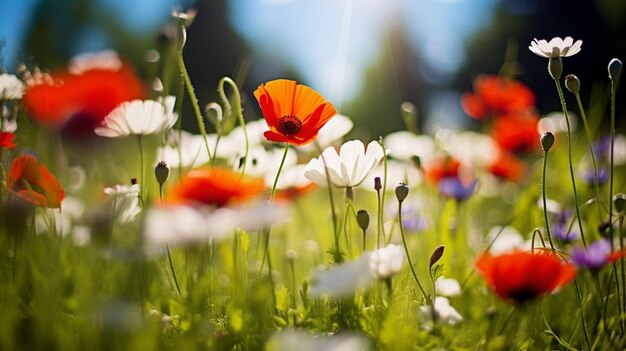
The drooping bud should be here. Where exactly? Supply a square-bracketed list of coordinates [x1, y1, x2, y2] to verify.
[395, 183, 409, 203]
[356, 210, 370, 231]
[541, 132, 555, 152]
[374, 177, 382, 191]
[608, 58, 622, 80]
[565, 74, 580, 94]
[614, 193, 626, 214]
[429, 245, 445, 269]
[548, 57, 563, 80]
[155, 161, 170, 186]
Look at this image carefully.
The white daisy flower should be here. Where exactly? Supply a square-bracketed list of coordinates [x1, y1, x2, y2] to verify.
[0, 73, 24, 100]
[69, 50, 123, 74]
[233, 145, 297, 179]
[309, 254, 374, 297]
[104, 184, 141, 224]
[529, 37, 582, 58]
[487, 226, 527, 254]
[95, 96, 178, 137]
[435, 276, 462, 297]
[420, 296, 463, 325]
[368, 244, 405, 279]
[304, 140, 384, 188]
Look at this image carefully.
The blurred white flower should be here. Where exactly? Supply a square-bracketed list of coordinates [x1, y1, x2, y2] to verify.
[36, 196, 85, 237]
[234, 145, 297, 178]
[301, 114, 354, 151]
[104, 184, 141, 224]
[359, 159, 422, 192]
[447, 131, 499, 168]
[368, 244, 405, 279]
[537, 111, 578, 134]
[304, 140, 384, 188]
[487, 226, 527, 254]
[529, 37, 582, 58]
[310, 254, 374, 297]
[266, 329, 372, 351]
[157, 130, 212, 169]
[270, 164, 313, 192]
[95, 96, 177, 137]
[69, 50, 123, 74]
[420, 297, 463, 325]
[0, 73, 24, 100]
[384, 131, 437, 164]
[143, 202, 287, 248]
[435, 276, 461, 297]
[537, 198, 562, 215]
[218, 119, 270, 159]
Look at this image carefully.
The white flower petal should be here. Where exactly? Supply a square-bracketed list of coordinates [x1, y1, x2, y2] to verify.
[95, 96, 178, 137]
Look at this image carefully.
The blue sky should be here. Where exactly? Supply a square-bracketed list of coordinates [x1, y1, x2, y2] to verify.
[229, 0, 498, 105]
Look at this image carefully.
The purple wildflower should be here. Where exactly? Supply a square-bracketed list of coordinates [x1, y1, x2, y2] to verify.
[570, 240, 612, 271]
[438, 177, 477, 201]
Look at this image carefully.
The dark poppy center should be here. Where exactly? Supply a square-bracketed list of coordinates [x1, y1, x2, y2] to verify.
[509, 288, 539, 304]
[278, 115, 303, 136]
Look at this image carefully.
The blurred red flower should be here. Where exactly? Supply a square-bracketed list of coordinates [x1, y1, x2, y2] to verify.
[424, 157, 461, 185]
[165, 167, 265, 207]
[7, 155, 65, 208]
[23, 66, 144, 137]
[462, 75, 535, 120]
[491, 111, 540, 153]
[254, 79, 337, 146]
[487, 149, 526, 182]
[0, 132, 16, 149]
[476, 251, 575, 304]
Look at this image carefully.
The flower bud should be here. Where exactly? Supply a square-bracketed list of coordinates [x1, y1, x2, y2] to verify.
[374, 177, 382, 191]
[411, 155, 421, 170]
[614, 193, 626, 214]
[608, 58, 622, 80]
[285, 249, 298, 263]
[548, 57, 563, 80]
[356, 209, 370, 230]
[130, 178, 138, 185]
[395, 183, 409, 203]
[155, 161, 170, 186]
[565, 74, 580, 94]
[429, 245, 445, 269]
[541, 132, 555, 152]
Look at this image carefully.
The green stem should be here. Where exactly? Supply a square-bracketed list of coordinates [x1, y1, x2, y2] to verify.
[160, 183, 181, 297]
[573, 279, 592, 350]
[541, 151, 555, 250]
[218, 77, 249, 177]
[620, 216, 625, 332]
[398, 200, 430, 303]
[608, 78, 617, 249]
[380, 137, 388, 244]
[554, 79, 586, 247]
[315, 142, 341, 262]
[177, 47, 213, 164]
[574, 93, 603, 218]
[137, 136, 145, 202]
[376, 184, 382, 250]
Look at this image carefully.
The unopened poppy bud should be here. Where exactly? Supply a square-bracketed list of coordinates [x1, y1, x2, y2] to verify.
[155, 161, 170, 186]
[429, 245, 445, 269]
[130, 178, 138, 185]
[614, 193, 626, 213]
[541, 132, 555, 152]
[565, 74, 580, 94]
[374, 177, 382, 191]
[395, 183, 409, 202]
[549, 57, 563, 80]
[356, 209, 370, 230]
[411, 155, 421, 170]
[608, 58, 622, 80]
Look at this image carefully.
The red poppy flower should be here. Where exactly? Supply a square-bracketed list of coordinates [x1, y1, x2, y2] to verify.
[476, 251, 576, 304]
[491, 111, 540, 153]
[0, 132, 16, 149]
[487, 149, 526, 182]
[462, 75, 535, 120]
[165, 167, 265, 207]
[7, 155, 65, 208]
[424, 157, 461, 185]
[254, 79, 337, 146]
[23, 66, 144, 137]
